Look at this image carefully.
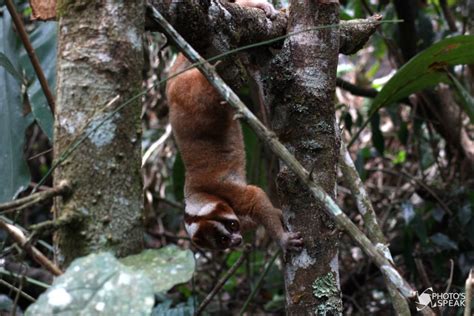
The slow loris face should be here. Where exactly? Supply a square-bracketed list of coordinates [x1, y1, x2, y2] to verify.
[184, 202, 243, 250]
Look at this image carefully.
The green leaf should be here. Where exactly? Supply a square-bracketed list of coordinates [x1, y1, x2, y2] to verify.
[120, 246, 195, 293]
[20, 21, 57, 141]
[0, 52, 22, 82]
[448, 73, 474, 123]
[370, 35, 474, 115]
[430, 233, 459, 251]
[349, 35, 474, 148]
[0, 11, 30, 203]
[393, 150, 407, 165]
[25, 253, 155, 316]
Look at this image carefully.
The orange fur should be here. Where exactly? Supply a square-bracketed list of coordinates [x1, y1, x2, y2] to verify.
[166, 0, 302, 252]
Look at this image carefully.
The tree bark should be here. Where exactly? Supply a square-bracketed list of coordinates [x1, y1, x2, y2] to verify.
[265, 1, 342, 314]
[53, 1, 144, 267]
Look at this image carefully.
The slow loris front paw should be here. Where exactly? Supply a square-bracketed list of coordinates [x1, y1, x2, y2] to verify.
[234, 0, 279, 19]
[280, 231, 304, 252]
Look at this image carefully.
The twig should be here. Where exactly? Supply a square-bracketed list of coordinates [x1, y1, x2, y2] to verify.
[150, 4, 423, 305]
[465, 269, 473, 316]
[439, 0, 458, 32]
[339, 142, 410, 315]
[239, 250, 280, 316]
[142, 124, 172, 167]
[196, 245, 251, 315]
[0, 220, 62, 276]
[5, 0, 55, 112]
[0, 279, 35, 303]
[29, 211, 84, 236]
[336, 77, 378, 98]
[12, 274, 24, 314]
[444, 259, 454, 294]
[0, 268, 50, 289]
[366, 168, 453, 216]
[0, 181, 70, 212]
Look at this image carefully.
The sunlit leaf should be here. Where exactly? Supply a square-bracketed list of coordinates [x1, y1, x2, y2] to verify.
[26, 253, 155, 316]
[120, 246, 195, 293]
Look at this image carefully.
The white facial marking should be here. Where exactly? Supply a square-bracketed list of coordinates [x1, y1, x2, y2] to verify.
[185, 198, 218, 216]
[221, 213, 238, 221]
[199, 203, 218, 216]
[185, 223, 199, 237]
[212, 221, 229, 235]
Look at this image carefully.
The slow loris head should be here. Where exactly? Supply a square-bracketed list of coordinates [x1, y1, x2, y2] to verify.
[184, 201, 243, 250]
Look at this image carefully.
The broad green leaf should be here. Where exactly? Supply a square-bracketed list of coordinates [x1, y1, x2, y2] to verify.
[349, 35, 474, 148]
[120, 246, 195, 293]
[0, 11, 30, 203]
[25, 253, 155, 316]
[20, 21, 57, 141]
[449, 73, 474, 123]
[370, 35, 474, 115]
[0, 52, 22, 82]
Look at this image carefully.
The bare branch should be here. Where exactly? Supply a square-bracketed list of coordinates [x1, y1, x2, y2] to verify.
[5, 0, 56, 112]
[0, 220, 62, 276]
[0, 181, 70, 213]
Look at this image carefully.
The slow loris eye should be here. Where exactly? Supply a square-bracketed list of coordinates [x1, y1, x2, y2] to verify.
[220, 235, 229, 244]
[226, 220, 239, 232]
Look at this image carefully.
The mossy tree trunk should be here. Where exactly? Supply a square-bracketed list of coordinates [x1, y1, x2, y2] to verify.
[53, 1, 144, 268]
[265, 1, 342, 314]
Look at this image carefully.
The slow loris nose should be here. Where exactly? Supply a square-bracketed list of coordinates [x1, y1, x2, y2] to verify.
[230, 235, 243, 247]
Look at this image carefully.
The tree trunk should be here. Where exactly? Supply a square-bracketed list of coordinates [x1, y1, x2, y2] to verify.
[53, 1, 144, 267]
[265, 1, 342, 314]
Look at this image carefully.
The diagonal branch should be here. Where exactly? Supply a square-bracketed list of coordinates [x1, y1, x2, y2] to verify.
[149, 4, 426, 306]
[339, 141, 410, 315]
[5, 0, 55, 113]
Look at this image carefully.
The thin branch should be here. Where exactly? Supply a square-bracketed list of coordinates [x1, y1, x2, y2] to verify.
[149, 5, 421, 303]
[0, 268, 50, 289]
[142, 124, 172, 167]
[196, 245, 251, 315]
[439, 0, 458, 32]
[0, 279, 35, 303]
[336, 77, 378, 98]
[366, 168, 453, 216]
[0, 220, 62, 276]
[29, 212, 84, 236]
[465, 269, 473, 316]
[239, 250, 280, 316]
[5, 0, 55, 113]
[0, 181, 70, 213]
[339, 142, 410, 315]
